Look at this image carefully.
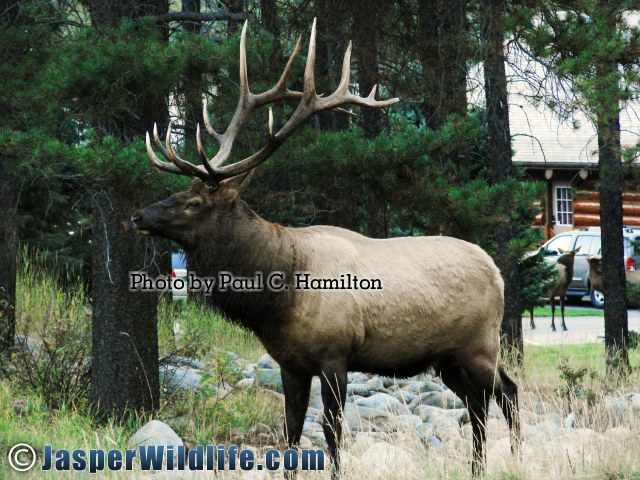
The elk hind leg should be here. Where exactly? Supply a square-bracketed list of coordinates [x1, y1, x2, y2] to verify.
[560, 296, 568, 331]
[281, 368, 312, 479]
[495, 366, 521, 455]
[439, 361, 490, 477]
[319, 364, 347, 479]
[550, 295, 557, 331]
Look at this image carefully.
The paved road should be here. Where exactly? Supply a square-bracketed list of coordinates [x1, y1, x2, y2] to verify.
[523, 301, 640, 346]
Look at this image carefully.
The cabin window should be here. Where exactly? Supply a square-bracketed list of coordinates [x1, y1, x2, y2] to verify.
[555, 186, 573, 226]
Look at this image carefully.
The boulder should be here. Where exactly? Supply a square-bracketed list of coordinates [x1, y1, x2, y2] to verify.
[348, 372, 369, 384]
[255, 368, 283, 392]
[308, 377, 323, 410]
[409, 391, 448, 411]
[128, 420, 183, 465]
[366, 377, 385, 391]
[343, 403, 396, 433]
[257, 354, 278, 369]
[360, 442, 414, 471]
[347, 384, 372, 397]
[235, 378, 255, 390]
[354, 393, 411, 416]
[159, 365, 203, 391]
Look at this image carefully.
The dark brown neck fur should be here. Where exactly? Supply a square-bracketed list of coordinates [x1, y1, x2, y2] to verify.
[184, 200, 299, 339]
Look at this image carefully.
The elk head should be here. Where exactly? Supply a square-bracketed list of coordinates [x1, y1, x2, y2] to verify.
[131, 20, 398, 246]
[556, 246, 581, 267]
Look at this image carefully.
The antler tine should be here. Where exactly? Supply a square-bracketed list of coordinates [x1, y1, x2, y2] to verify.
[202, 96, 223, 143]
[146, 129, 184, 175]
[336, 40, 353, 94]
[253, 35, 304, 107]
[302, 18, 318, 102]
[163, 123, 209, 179]
[239, 20, 250, 99]
[146, 20, 399, 183]
[197, 123, 217, 177]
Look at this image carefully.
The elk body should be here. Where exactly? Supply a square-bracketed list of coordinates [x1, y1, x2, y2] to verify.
[587, 256, 640, 297]
[533, 247, 580, 332]
[131, 21, 520, 477]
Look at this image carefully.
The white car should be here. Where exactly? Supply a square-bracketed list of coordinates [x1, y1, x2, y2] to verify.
[171, 251, 188, 300]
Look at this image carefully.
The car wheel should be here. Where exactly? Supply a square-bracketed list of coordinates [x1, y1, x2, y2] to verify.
[566, 295, 585, 304]
[590, 287, 605, 309]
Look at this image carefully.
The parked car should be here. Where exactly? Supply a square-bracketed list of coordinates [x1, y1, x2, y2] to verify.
[537, 227, 640, 308]
[171, 251, 188, 300]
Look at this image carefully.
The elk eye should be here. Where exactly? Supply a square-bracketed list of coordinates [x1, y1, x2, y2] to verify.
[187, 201, 201, 209]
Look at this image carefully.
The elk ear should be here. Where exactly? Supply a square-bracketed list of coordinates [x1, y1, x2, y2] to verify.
[574, 246, 581, 253]
[558, 248, 565, 254]
[220, 171, 254, 192]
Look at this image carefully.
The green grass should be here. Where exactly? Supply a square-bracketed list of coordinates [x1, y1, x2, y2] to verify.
[530, 306, 604, 317]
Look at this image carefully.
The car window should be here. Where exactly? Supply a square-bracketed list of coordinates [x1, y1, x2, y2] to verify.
[590, 237, 601, 256]
[172, 252, 187, 269]
[544, 235, 572, 254]
[574, 235, 594, 255]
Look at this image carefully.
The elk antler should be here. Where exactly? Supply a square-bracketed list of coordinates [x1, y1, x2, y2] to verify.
[146, 19, 399, 182]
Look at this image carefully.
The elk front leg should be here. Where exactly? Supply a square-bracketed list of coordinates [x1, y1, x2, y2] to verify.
[560, 296, 568, 331]
[550, 296, 557, 331]
[320, 365, 348, 479]
[529, 308, 536, 329]
[281, 368, 312, 479]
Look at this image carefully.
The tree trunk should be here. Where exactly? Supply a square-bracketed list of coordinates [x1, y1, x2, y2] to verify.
[596, 3, 629, 372]
[0, 0, 20, 361]
[317, 0, 350, 132]
[182, 0, 202, 152]
[88, 0, 168, 419]
[481, 0, 523, 363]
[90, 187, 159, 417]
[352, 1, 382, 139]
[261, 0, 281, 62]
[419, 0, 468, 130]
[0, 156, 18, 360]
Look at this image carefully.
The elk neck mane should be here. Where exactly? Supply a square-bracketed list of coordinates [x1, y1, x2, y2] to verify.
[183, 197, 299, 338]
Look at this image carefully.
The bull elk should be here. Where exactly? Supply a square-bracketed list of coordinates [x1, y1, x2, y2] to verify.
[131, 21, 520, 477]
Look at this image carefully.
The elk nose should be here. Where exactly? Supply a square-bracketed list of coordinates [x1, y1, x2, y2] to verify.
[130, 212, 142, 228]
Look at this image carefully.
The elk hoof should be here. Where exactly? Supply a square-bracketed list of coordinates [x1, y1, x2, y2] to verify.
[551, 326, 557, 332]
[562, 326, 568, 331]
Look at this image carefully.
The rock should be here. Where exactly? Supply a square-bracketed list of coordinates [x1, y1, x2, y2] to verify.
[360, 442, 414, 470]
[414, 423, 435, 442]
[128, 420, 183, 465]
[445, 408, 470, 425]
[354, 393, 411, 416]
[426, 435, 442, 449]
[390, 390, 417, 405]
[299, 435, 313, 449]
[159, 365, 203, 391]
[344, 403, 395, 433]
[347, 383, 372, 397]
[229, 427, 245, 444]
[348, 372, 369, 384]
[256, 368, 283, 392]
[10, 399, 28, 417]
[524, 420, 561, 441]
[165, 357, 204, 369]
[414, 406, 460, 440]
[308, 377, 323, 410]
[236, 378, 255, 390]
[603, 397, 627, 425]
[257, 354, 278, 369]
[381, 377, 399, 388]
[488, 400, 501, 419]
[303, 422, 327, 448]
[409, 391, 448, 411]
[395, 414, 423, 430]
[253, 423, 271, 434]
[605, 426, 631, 443]
[349, 433, 377, 457]
[366, 377, 385, 391]
[533, 401, 555, 415]
[565, 412, 575, 431]
[626, 392, 640, 412]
